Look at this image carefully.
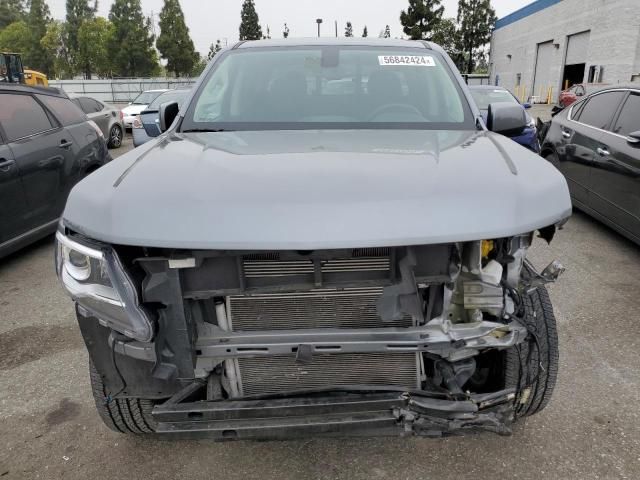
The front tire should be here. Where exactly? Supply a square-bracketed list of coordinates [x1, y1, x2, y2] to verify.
[108, 124, 123, 149]
[89, 361, 156, 434]
[504, 274, 560, 418]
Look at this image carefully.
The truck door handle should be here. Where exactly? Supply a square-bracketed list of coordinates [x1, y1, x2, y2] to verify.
[561, 131, 571, 139]
[59, 139, 73, 149]
[597, 147, 610, 157]
[0, 158, 15, 172]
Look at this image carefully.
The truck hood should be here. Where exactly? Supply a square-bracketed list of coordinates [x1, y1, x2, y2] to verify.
[63, 129, 571, 249]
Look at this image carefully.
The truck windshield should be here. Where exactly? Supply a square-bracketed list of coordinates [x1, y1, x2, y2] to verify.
[182, 46, 473, 131]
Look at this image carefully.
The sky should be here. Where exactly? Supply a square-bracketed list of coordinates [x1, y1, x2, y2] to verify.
[47, 0, 533, 55]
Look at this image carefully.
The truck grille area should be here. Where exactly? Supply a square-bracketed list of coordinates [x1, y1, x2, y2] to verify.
[228, 287, 412, 331]
[242, 256, 391, 278]
[237, 353, 420, 396]
[176, 246, 456, 398]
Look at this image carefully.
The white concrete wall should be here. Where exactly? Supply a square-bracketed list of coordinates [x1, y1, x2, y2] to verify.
[490, 0, 640, 102]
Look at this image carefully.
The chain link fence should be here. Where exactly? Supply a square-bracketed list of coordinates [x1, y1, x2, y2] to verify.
[48, 78, 198, 105]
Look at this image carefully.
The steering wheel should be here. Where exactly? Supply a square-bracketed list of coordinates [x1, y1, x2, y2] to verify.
[367, 103, 426, 121]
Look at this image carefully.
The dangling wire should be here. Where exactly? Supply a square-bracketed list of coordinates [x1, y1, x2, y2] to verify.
[104, 335, 134, 405]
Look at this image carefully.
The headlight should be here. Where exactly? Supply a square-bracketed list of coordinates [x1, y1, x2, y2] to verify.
[55, 232, 155, 342]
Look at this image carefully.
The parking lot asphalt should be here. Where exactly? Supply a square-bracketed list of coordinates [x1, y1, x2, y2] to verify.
[1, 125, 640, 480]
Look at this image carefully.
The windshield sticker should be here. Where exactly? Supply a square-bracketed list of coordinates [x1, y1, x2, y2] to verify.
[378, 55, 436, 66]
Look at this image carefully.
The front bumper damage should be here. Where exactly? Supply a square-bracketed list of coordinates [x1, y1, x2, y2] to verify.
[59, 231, 565, 439]
[152, 384, 517, 440]
[111, 318, 526, 362]
[194, 318, 527, 362]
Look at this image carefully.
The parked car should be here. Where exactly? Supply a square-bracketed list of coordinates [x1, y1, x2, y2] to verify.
[469, 85, 540, 152]
[56, 39, 571, 440]
[69, 94, 125, 148]
[132, 89, 190, 147]
[542, 84, 640, 244]
[0, 84, 111, 258]
[558, 83, 610, 108]
[121, 89, 169, 129]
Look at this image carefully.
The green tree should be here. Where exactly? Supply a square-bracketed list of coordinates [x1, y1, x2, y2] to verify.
[156, 0, 197, 77]
[361, 25, 368, 37]
[190, 54, 207, 77]
[65, 0, 96, 78]
[283, 23, 289, 38]
[25, 0, 52, 74]
[0, 20, 29, 52]
[0, 0, 25, 29]
[383, 25, 391, 38]
[108, 0, 160, 77]
[400, 0, 444, 40]
[344, 21, 353, 37]
[262, 24, 270, 39]
[239, 0, 262, 40]
[430, 17, 463, 68]
[474, 51, 488, 73]
[77, 17, 114, 77]
[457, 0, 496, 73]
[40, 20, 74, 78]
[207, 39, 222, 61]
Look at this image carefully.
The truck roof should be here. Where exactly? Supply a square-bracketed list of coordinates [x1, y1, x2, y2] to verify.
[235, 38, 432, 49]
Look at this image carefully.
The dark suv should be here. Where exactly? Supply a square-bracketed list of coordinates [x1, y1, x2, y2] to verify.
[0, 84, 111, 258]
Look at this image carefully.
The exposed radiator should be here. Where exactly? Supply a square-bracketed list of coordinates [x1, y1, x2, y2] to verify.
[226, 252, 419, 397]
[237, 353, 420, 396]
[227, 287, 420, 395]
[227, 287, 412, 331]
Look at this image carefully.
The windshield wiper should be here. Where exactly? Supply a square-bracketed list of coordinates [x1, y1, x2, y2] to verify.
[181, 128, 234, 133]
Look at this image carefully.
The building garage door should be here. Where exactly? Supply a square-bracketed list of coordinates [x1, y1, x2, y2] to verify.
[565, 31, 590, 65]
[563, 31, 590, 89]
[532, 41, 554, 102]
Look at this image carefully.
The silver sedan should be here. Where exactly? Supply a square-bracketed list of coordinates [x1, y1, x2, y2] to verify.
[68, 94, 125, 148]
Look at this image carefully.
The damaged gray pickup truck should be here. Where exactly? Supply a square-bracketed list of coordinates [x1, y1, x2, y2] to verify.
[55, 38, 571, 439]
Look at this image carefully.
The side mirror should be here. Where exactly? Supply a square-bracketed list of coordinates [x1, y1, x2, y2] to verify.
[627, 131, 640, 145]
[487, 102, 527, 137]
[159, 101, 180, 133]
[523, 102, 532, 109]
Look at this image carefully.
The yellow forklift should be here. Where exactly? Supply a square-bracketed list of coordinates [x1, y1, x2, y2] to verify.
[0, 52, 48, 86]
